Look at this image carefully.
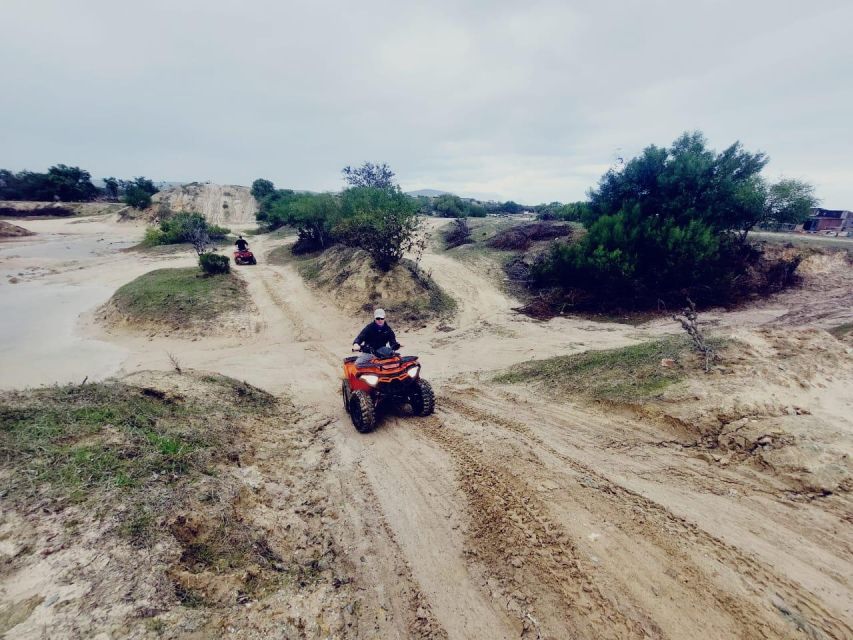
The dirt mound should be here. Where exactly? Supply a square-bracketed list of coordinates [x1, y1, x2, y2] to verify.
[152, 183, 258, 225]
[99, 268, 256, 337]
[797, 248, 852, 276]
[0, 371, 378, 639]
[486, 221, 571, 250]
[295, 245, 455, 324]
[0, 220, 34, 237]
[633, 328, 853, 495]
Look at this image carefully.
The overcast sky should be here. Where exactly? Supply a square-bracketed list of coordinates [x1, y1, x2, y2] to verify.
[1, 1, 851, 206]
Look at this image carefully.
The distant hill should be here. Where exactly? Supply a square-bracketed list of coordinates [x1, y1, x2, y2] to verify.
[406, 189, 453, 198]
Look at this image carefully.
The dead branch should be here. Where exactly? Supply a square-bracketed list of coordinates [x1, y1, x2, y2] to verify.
[672, 298, 715, 372]
[167, 352, 182, 374]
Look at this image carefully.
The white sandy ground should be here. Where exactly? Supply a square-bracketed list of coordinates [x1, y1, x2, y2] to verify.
[1, 214, 851, 639]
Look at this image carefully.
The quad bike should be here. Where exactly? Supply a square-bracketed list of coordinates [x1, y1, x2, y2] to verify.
[341, 345, 434, 433]
[234, 249, 257, 265]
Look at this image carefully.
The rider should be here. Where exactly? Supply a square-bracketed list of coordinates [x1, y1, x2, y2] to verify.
[352, 308, 401, 355]
[235, 235, 249, 252]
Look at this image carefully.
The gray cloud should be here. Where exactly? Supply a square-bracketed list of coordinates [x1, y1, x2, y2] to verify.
[1, 0, 851, 206]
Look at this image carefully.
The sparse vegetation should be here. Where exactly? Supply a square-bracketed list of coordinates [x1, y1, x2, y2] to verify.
[110, 267, 244, 325]
[0, 373, 288, 611]
[828, 322, 853, 342]
[270, 244, 455, 323]
[495, 336, 724, 404]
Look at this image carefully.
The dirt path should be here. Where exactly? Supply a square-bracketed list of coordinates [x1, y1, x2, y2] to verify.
[2, 215, 851, 638]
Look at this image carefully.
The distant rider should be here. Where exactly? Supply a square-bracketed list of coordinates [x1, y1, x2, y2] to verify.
[352, 308, 401, 355]
[235, 235, 249, 251]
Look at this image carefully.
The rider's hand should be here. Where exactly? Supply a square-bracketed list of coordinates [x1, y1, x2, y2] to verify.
[352, 344, 361, 352]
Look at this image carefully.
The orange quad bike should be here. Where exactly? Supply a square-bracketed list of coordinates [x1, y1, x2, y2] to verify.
[341, 346, 434, 433]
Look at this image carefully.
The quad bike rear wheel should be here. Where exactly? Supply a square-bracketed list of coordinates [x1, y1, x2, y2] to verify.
[341, 380, 350, 413]
[409, 379, 435, 416]
[350, 390, 376, 433]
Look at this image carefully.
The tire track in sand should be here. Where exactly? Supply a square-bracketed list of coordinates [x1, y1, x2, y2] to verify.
[417, 414, 657, 640]
[440, 392, 852, 640]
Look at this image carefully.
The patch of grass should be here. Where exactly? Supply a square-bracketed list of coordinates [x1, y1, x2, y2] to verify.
[495, 336, 718, 404]
[393, 261, 457, 322]
[2, 373, 297, 614]
[266, 243, 317, 268]
[145, 618, 167, 634]
[828, 322, 853, 340]
[300, 262, 321, 281]
[121, 505, 156, 546]
[174, 583, 207, 608]
[111, 267, 245, 325]
[0, 382, 210, 504]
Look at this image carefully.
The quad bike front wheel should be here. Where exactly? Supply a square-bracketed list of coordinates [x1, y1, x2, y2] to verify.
[350, 390, 376, 433]
[409, 379, 435, 416]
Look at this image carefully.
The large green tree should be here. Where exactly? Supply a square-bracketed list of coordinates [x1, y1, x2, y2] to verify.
[341, 162, 396, 189]
[250, 178, 275, 201]
[533, 131, 818, 307]
[122, 177, 159, 209]
[336, 186, 419, 270]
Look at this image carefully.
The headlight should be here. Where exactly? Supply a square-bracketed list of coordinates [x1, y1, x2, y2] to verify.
[407, 366, 420, 379]
[360, 374, 379, 387]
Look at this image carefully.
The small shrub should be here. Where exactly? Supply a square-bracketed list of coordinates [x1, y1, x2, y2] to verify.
[444, 219, 473, 249]
[487, 222, 571, 250]
[124, 187, 152, 210]
[142, 227, 166, 247]
[199, 253, 230, 275]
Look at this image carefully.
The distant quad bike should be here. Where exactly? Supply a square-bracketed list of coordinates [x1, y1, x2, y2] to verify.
[233, 249, 257, 265]
[342, 346, 434, 433]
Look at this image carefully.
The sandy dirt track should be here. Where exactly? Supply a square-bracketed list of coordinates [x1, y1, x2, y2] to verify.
[1, 214, 851, 639]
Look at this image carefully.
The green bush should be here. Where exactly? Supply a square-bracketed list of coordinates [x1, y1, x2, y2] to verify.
[199, 253, 230, 275]
[141, 213, 230, 247]
[124, 187, 152, 209]
[141, 227, 166, 247]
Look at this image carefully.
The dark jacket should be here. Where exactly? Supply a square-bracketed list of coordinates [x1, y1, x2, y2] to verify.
[235, 238, 249, 251]
[354, 321, 399, 353]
